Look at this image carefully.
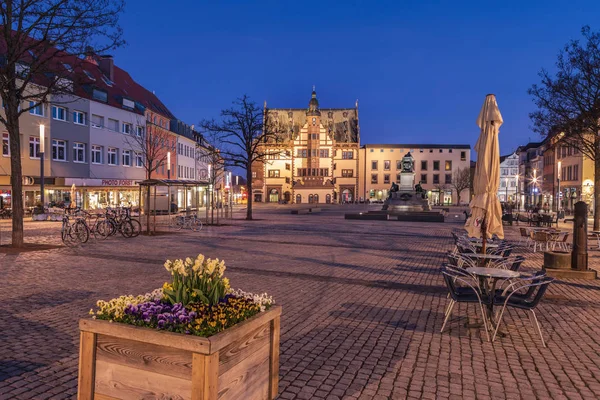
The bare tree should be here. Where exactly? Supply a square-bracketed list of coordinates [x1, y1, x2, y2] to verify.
[124, 120, 172, 234]
[529, 26, 600, 230]
[0, 0, 125, 246]
[199, 95, 277, 220]
[450, 167, 471, 205]
[195, 133, 225, 225]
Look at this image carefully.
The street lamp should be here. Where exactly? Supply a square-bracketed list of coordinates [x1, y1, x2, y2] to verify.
[557, 161, 562, 212]
[532, 169, 538, 207]
[39, 124, 45, 207]
[167, 151, 171, 179]
[515, 174, 520, 211]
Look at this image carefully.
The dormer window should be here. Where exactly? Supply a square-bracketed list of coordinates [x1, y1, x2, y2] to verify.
[15, 63, 30, 77]
[83, 70, 96, 81]
[62, 63, 73, 72]
[92, 88, 107, 102]
[28, 50, 37, 59]
[122, 98, 134, 109]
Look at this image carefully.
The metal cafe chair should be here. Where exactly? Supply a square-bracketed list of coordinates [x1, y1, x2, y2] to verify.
[492, 275, 554, 347]
[440, 265, 491, 342]
[447, 252, 478, 269]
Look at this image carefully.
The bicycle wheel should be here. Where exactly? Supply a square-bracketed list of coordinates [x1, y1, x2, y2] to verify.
[128, 219, 141, 237]
[61, 223, 73, 245]
[191, 218, 203, 232]
[173, 217, 184, 231]
[71, 221, 90, 244]
[107, 219, 118, 236]
[120, 221, 134, 238]
[95, 220, 111, 240]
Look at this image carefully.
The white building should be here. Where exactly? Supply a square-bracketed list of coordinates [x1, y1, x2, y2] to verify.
[498, 152, 519, 203]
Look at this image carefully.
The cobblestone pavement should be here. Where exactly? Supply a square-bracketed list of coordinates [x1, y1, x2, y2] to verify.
[1, 204, 600, 399]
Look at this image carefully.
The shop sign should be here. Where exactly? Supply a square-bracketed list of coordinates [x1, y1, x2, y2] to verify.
[101, 179, 135, 186]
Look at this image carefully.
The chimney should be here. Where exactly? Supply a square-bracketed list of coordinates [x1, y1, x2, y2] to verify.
[99, 55, 114, 81]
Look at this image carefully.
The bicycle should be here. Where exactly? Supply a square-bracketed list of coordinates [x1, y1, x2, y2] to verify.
[170, 214, 203, 232]
[105, 207, 134, 238]
[61, 213, 89, 245]
[120, 207, 141, 237]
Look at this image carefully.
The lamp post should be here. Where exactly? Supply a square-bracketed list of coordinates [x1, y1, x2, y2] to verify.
[516, 174, 520, 211]
[167, 151, 171, 180]
[532, 168, 538, 208]
[557, 161, 562, 212]
[39, 124, 45, 207]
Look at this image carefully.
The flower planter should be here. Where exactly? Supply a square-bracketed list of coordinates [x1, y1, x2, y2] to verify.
[78, 305, 281, 399]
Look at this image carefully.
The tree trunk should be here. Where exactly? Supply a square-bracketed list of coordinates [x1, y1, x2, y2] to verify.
[594, 157, 600, 231]
[246, 167, 253, 220]
[146, 172, 152, 235]
[7, 109, 24, 247]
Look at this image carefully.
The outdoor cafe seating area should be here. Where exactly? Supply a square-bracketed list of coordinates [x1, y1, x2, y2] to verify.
[441, 229, 554, 347]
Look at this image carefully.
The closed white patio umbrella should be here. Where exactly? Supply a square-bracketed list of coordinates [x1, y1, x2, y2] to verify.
[465, 94, 504, 250]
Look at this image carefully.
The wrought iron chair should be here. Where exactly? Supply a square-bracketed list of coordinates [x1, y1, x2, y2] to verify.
[492, 275, 554, 347]
[440, 265, 490, 342]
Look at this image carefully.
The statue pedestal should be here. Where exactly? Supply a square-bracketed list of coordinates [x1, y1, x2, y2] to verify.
[399, 173, 414, 191]
[383, 190, 430, 212]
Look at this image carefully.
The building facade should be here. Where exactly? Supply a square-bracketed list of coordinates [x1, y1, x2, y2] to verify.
[517, 142, 543, 209]
[498, 152, 519, 203]
[358, 144, 471, 205]
[253, 89, 360, 204]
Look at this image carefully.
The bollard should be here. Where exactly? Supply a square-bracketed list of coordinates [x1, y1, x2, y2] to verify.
[571, 201, 588, 271]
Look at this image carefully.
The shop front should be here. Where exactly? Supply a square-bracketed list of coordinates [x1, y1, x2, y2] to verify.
[62, 178, 140, 210]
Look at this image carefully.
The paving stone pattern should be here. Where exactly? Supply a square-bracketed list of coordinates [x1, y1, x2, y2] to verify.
[1, 205, 600, 399]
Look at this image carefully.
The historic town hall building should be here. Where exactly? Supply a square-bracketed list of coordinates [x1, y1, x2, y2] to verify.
[252, 89, 360, 204]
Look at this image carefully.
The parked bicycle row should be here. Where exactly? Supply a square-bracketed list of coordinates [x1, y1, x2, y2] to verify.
[61, 207, 141, 245]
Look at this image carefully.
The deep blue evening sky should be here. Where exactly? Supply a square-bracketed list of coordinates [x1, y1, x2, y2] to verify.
[114, 0, 600, 156]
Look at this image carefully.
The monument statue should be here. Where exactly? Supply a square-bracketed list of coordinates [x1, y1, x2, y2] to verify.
[402, 152, 414, 173]
[383, 152, 431, 212]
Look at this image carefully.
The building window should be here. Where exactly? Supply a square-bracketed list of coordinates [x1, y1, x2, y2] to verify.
[92, 88, 108, 102]
[384, 160, 391, 171]
[29, 102, 44, 116]
[371, 161, 378, 170]
[439, 149, 443, 153]
[252, 171, 257, 178]
[342, 151, 354, 159]
[296, 149, 307, 158]
[433, 161, 440, 171]
[396, 160, 402, 170]
[108, 147, 117, 165]
[73, 142, 85, 163]
[460, 151, 466, 161]
[91, 114, 104, 128]
[384, 174, 390, 184]
[342, 169, 354, 177]
[2, 133, 9, 156]
[445, 160, 452, 171]
[122, 122, 132, 135]
[52, 139, 67, 161]
[91, 145, 102, 164]
[136, 126, 144, 137]
[29, 136, 40, 158]
[107, 118, 119, 132]
[73, 111, 86, 125]
[420, 149, 424, 153]
[445, 174, 452, 184]
[268, 170, 280, 178]
[574, 164, 579, 181]
[421, 161, 427, 171]
[429, 149, 433, 153]
[449, 149, 453, 153]
[122, 150, 131, 166]
[371, 174, 378, 184]
[433, 174, 440, 184]
[319, 149, 329, 158]
[52, 106, 67, 121]
[285, 163, 290, 170]
[420, 174, 427, 183]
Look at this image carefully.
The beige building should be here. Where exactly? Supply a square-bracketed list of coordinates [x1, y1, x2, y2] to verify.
[1, 92, 53, 209]
[555, 143, 594, 211]
[358, 144, 471, 205]
[252, 89, 360, 204]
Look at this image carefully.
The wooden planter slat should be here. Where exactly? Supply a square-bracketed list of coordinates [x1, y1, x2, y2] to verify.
[78, 305, 281, 400]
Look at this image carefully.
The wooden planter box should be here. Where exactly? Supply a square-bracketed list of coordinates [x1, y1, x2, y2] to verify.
[78, 305, 281, 400]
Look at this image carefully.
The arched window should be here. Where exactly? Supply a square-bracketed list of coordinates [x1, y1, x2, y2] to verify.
[326, 194, 331, 204]
[269, 189, 279, 203]
[314, 194, 319, 203]
[308, 194, 314, 203]
[296, 194, 302, 204]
